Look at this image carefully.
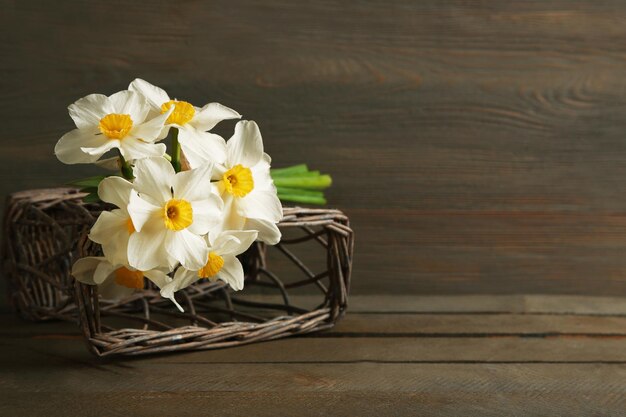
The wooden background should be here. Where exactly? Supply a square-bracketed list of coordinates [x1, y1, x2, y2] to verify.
[3, 0, 626, 300]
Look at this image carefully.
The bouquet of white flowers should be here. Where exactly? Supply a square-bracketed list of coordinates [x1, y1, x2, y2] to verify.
[55, 79, 331, 311]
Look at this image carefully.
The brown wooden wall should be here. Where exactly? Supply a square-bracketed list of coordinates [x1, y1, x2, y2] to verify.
[3, 0, 626, 297]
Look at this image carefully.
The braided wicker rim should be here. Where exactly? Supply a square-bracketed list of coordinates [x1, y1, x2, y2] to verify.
[3, 188, 354, 357]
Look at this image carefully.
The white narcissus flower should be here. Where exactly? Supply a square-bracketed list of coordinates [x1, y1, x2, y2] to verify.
[211, 120, 283, 244]
[72, 257, 171, 301]
[129, 78, 241, 167]
[55, 90, 173, 164]
[242, 217, 282, 245]
[88, 176, 136, 266]
[160, 230, 258, 311]
[127, 157, 223, 271]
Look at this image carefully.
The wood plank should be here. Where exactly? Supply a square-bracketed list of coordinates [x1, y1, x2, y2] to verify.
[162, 294, 626, 315]
[348, 210, 626, 295]
[5, 307, 626, 337]
[4, 320, 626, 417]
[4, 0, 626, 297]
[332, 313, 626, 336]
[157, 337, 626, 363]
[7, 293, 626, 333]
[10, 335, 626, 364]
[2, 390, 625, 417]
[3, 359, 626, 417]
[6, 308, 626, 366]
[2, 303, 626, 415]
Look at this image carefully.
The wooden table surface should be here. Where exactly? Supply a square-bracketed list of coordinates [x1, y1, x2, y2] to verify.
[3, 295, 626, 416]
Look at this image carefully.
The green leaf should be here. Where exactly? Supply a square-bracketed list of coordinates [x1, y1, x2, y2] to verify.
[273, 175, 332, 190]
[78, 186, 99, 194]
[270, 164, 309, 177]
[82, 193, 101, 203]
[68, 175, 109, 189]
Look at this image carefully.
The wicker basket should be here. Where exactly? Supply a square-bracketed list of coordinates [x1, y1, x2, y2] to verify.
[2, 188, 103, 321]
[3, 188, 354, 356]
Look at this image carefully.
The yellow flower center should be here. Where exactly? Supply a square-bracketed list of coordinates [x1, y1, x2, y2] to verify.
[161, 100, 195, 125]
[98, 114, 133, 140]
[126, 218, 136, 234]
[163, 199, 193, 231]
[222, 164, 254, 197]
[197, 252, 225, 279]
[114, 267, 144, 289]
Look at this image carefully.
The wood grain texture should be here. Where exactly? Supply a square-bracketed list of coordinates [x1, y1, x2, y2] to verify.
[3, 295, 626, 416]
[9, 321, 626, 363]
[3, 391, 626, 417]
[3, 1, 626, 297]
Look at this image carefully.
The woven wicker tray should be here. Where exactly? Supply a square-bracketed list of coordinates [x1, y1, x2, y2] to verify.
[2, 188, 354, 356]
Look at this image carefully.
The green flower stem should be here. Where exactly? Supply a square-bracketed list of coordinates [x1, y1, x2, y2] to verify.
[118, 152, 134, 180]
[277, 192, 326, 205]
[276, 186, 326, 205]
[276, 186, 325, 198]
[273, 175, 332, 190]
[272, 170, 321, 179]
[171, 128, 181, 172]
[270, 164, 309, 177]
